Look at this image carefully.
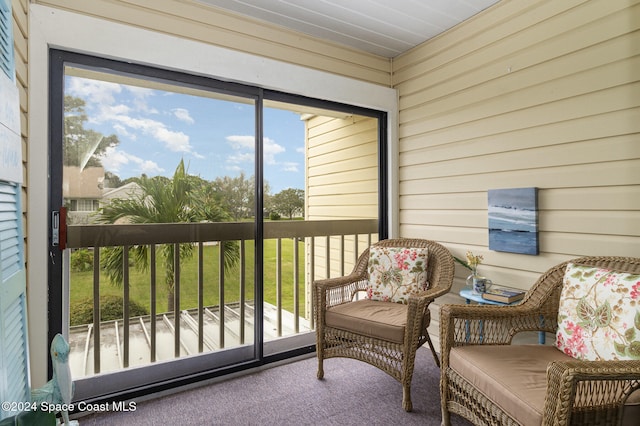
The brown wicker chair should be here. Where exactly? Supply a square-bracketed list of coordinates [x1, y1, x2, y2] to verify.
[314, 238, 454, 412]
[440, 256, 640, 426]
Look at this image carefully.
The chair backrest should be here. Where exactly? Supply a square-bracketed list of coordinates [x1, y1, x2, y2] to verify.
[524, 256, 640, 333]
[354, 238, 454, 297]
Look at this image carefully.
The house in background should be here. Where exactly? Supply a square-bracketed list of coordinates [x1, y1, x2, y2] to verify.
[63, 166, 104, 224]
[5, 0, 638, 409]
[63, 167, 144, 225]
[100, 182, 144, 210]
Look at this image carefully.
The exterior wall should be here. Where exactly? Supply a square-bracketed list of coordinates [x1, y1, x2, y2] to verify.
[306, 115, 379, 221]
[392, 0, 640, 346]
[305, 114, 380, 281]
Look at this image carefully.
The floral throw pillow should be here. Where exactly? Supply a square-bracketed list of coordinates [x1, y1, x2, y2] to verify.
[556, 263, 640, 361]
[366, 246, 429, 304]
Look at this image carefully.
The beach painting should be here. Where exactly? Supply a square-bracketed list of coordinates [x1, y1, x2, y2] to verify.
[488, 187, 539, 255]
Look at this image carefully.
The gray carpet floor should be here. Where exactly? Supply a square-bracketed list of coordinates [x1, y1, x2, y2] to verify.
[77, 347, 473, 425]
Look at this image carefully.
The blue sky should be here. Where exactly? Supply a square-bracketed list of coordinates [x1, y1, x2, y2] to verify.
[65, 75, 305, 193]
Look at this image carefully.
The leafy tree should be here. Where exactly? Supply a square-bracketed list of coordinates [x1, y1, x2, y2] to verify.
[213, 173, 255, 220]
[104, 171, 123, 188]
[97, 160, 238, 311]
[271, 188, 305, 219]
[64, 95, 119, 168]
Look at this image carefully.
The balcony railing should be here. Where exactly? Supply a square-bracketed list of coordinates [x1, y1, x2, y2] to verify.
[65, 219, 378, 377]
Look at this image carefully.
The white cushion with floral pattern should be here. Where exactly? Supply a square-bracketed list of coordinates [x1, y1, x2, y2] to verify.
[366, 246, 429, 304]
[556, 262, 640, 361]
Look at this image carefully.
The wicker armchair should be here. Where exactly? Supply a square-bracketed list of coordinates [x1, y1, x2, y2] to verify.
[314, 238, 454, 412]
[440, 256, 640, 426]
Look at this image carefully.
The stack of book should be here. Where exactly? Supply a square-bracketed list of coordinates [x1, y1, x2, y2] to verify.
[481, 287, 526, 303]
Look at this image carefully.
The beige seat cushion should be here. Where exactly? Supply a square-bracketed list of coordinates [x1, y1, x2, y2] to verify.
[450, 345, 640, 426]
[325, 299, 418, 344]
[450, 345, 570, 426]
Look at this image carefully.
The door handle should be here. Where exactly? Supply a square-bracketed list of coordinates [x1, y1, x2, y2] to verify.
[51, 207, 67, 250]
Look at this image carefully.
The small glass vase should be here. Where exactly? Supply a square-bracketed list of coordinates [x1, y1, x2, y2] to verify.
[466, 268, 488, 293]
[466, 267, 477, 288]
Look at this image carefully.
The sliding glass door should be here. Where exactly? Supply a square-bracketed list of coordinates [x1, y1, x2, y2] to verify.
[48, 50, 385, 401]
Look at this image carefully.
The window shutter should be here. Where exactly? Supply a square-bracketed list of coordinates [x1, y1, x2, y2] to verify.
[0, 0, 14, 81]
[0, 0, 29, 420]
[0, 182, 29, 419]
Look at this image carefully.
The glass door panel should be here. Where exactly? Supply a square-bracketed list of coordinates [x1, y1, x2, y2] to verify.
[57, 60, 259, 399]
[261, 100, 380, 356]
[49, 50, 385, 402]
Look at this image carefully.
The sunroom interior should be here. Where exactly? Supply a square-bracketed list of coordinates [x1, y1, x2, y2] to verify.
[1, 0, 639, 421]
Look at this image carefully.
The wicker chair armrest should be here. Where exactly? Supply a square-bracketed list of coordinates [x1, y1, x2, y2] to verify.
[543, 359, 640, 426]
[313, 273, 368, 308]
[439, 302, 555, 367]
[313, 273, 366, 291]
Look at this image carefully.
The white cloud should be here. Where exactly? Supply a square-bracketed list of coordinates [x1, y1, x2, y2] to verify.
[226, 135, 285, 165]
[226, 135, 254, 150]
[281, 162, 299, 172]
[83, 89, 198, 156]
[153, 126, 191, 152]
[94, 105, 202, 158]
[94, 104, 132, 125]
[67, 76, 215, 173]
[111, 115, 192, 153]
[126, 86, 154, 98]
[226, 135, 254, 165]
[127, 86, 158, 114]
[112, 123, 135, 140]
[172, 108, 195, 124]
[264, 137, 285, 165]
[100, 146, 164, 175]
[104, 104, 132, 115]
[228, 152, 255, 164]
[138, 159, 165, 174]
[66, 77, 121, 105]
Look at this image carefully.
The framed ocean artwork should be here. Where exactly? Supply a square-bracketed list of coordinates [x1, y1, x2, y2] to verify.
[488, 187, 539, 255]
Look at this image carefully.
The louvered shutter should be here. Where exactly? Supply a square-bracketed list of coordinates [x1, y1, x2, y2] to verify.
[0, 0, 14, 80]
[0, 183, 29, 420]
[0, 0, 30, 420]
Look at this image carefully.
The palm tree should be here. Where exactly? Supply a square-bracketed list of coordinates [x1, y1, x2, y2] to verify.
[98, 160, 237, 312]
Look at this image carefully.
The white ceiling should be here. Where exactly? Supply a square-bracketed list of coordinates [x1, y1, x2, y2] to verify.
[196, 0, 500, 58]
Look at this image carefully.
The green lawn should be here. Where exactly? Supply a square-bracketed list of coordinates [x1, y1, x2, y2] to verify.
[69, 239, 306, 322]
